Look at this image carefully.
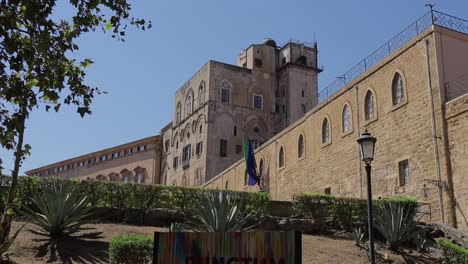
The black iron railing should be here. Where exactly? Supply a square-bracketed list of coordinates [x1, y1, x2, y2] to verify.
[318, 10, 468, 102]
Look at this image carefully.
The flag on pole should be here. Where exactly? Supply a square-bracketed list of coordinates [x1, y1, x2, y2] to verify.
[243, 128, 260, 186]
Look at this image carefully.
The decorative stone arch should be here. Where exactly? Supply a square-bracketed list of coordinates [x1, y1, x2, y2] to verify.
[219, 79, 233, 102]
[96, 174, 108, 181]
[181, 174, 189, 187]
[215, 113, 235, 139]
[194, 168, 201, 186]
[245, 114, 269, 145]
[195, 114, 207, 134]
[321, 115, 331, 145]
[108, 172, 120, 182]
[133, 166, 148, 184]
[341, 102, 353, 133]
[364, 88, 378, 121]
[183, 123, 192, 141]
[391, 69, 407, 106]
[225, 180, 229, 190]
[120, 169, 133, 184]
[172, 132, 180, 148]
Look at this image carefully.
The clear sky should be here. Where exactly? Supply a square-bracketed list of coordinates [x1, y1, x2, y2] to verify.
[1, 0, 467, 175]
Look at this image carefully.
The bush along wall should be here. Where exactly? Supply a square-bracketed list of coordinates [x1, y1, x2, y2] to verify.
[293, 193, 419, 230]
[0, 175, 270, 222]
[437, 238, 468, 264]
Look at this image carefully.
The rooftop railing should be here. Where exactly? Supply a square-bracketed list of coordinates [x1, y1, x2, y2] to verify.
[318, 10, 468, 102]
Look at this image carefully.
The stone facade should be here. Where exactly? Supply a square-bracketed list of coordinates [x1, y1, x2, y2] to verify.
[25, 136, 162, 184]
[203, 26, 468, 232]
[160, 39, 321, 186]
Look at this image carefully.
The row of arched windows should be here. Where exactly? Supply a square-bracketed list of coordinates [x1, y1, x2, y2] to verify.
[176, 81, 206, 124]
[275, 72, 406, 169]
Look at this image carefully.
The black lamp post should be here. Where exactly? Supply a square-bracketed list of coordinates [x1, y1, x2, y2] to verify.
[357, 129, 377, 264]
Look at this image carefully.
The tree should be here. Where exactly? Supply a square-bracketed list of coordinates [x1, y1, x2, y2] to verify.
[0, 0, 150, 245]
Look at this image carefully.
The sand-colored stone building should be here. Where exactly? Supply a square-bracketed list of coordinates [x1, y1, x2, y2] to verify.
[159, 40, 321, 186]
[25, 136, 162, 184]
[204, 14, 468, 232]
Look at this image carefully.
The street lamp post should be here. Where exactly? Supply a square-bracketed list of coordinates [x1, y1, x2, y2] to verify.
[357, 129, 377, 264]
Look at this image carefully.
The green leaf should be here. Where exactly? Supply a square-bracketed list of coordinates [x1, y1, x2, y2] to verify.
[105, 21, 113, 31]
[81, 59, 94, 68]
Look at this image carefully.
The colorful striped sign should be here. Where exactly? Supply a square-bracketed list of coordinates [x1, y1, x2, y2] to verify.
[153, 231, 301, 264]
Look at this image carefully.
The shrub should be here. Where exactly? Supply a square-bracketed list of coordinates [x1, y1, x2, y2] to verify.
[109, 235, 153, 264]
[374, 202, 417, 250]
[437, 239, 468, 264]
[20, 180, 93, 238]
[0, 175, 270, 220]
[293, 193, 418, 231]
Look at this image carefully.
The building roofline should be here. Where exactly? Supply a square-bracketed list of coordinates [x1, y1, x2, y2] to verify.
[25, 135, 160, 175]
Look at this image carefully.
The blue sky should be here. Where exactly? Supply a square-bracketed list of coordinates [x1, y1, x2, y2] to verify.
[1, 0, 467, 174]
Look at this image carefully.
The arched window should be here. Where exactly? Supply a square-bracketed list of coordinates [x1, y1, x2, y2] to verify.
[342, 105, 351, 133]
[322, 118, 330, 144]
[392, 72, 404, 105]
[199, 124, 202, 134]
[259, 159, 264, 177]
[176, 102, 182, 124]
[198, 82, 205, 106]
[364, 90, 375, 120]
[278, 146, 285, 168]
[225, 181, 229, 189]
[298, 134, 304, 158]
[186, 93, 193, 116]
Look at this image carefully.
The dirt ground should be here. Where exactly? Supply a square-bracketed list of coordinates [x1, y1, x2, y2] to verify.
[7, 221, 439, 263]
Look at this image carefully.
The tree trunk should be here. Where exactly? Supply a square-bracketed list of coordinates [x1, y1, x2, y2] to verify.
[1, 105, 27, 242]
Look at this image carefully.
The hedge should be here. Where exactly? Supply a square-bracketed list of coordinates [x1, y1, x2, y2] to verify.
[109, 235, 153, 264]
[0, 175, 270, 218]
[293, 193, 419, 230]
[437, 238, 468, 264]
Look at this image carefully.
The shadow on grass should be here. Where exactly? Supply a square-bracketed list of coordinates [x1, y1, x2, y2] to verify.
[33, 231, 108, 264]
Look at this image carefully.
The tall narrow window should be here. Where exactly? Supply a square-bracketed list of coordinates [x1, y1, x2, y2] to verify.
[198, 81, 205, 106]
[342, 105, 351, 133]
[298, 135, 304, 158]
[176, 102, 182, 124]
[259, 159, 264, 177]
[253, 95, 263, 110]
[322, 118, 330, 144]
[196, 141, 203, 155]
[278, 146, 285, 168]
[364, 90, 375, 120]
[233, 126, 237, 136]
[399, 160, 410, 186]
[220, 139, 227, 157]
[186, 93, 193, 116]
[392, 72, 404, 105]
[221, 89, 230, 103]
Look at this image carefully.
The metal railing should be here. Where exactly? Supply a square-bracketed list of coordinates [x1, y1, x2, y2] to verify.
[318, 10, 468, 102]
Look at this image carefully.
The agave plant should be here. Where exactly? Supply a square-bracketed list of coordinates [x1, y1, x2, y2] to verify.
[0, 209, 23, 262]
[351, 226, 365, 246]
[412, 229, 427, 252]
[374, 202, 417, 250]
[20, 181, 93, 238]
[169, 222, 186, 232]
[186, 192, 256, 232]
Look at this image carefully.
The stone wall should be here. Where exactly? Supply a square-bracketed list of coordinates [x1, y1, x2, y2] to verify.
[204, 26, 468, 228]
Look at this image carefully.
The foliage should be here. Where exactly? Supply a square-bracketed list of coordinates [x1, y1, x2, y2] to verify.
[0, 175, 270, 219]
[293, 193, 418, 231]
[20, 181, 93, 238]
[0, 209, 23, 261]
[0, 0, 150, 243]
[374, 202, 417, 250]
[109, 235, 153, 264]
[185, 192, 257, 232]
[351, 225, 366, 246]
[412, 229, 427, 252]
[437, 239, 468, 264]
[169, 222, 186, 232]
